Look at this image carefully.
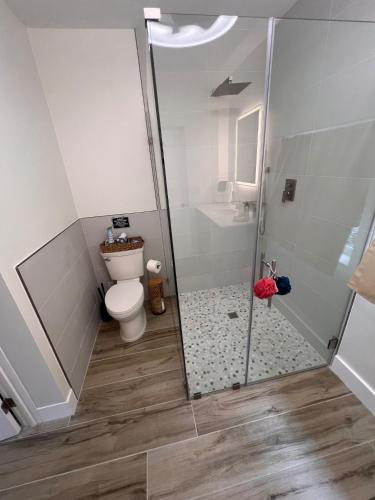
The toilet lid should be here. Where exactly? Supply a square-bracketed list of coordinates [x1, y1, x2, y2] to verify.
[105, 282, 143, 316]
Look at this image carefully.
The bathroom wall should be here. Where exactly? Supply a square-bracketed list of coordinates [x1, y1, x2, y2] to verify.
[0, 0, 80, 418]
[0, 9, 174, 423]
[18, 221, 100, 395]
[28, 27, 173, 295]
[331, 227, 375, 415]
[263, 7, 375, 356]
[152, 17, 268, 292]
[28, 28, 156, 218]
[333, 293, 375, 415]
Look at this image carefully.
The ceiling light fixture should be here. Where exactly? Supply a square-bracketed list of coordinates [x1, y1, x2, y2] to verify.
[149, 16, 238, 48]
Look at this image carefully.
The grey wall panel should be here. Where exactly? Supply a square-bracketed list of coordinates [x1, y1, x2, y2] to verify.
[18, 220, 99, 395]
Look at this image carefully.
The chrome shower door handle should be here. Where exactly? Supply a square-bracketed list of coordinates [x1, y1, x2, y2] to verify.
[267, 259, 276, 308]
[259, 254, 277, 308]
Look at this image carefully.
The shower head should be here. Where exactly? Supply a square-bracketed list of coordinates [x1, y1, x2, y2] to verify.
[210, 77, 251, 97]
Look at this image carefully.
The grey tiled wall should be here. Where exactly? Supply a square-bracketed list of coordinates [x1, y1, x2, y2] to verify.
[81, 210, 175, 297]
[18, 220, 100, 396]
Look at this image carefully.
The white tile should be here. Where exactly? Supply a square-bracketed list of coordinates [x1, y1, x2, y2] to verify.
[177, 273, 215, 293]
[275, 134, 312, 177]
[308, 120, 375, 179]
[155, 70, 209, 114]
[331, 0, 356, 18]
[264, 202, 303, 249]
[287, 0, 334, 19]
[301, 176, 375, 228]
[316, 56, 375, 129]
[187, 145, 219, 202]
[321, 20, 375, 77]
[269, 83, 320, 138]
[332, 0, 375, 21]
[295, 215, 356, 266]
[293, 247, 359, 309]
[272, 18, 329, 93]
[286, 275, 346, 344]
[175, 254, 213, 279]
[162, 145, 189, 209]
[211, 249, 253, 273]
[161, 110, 219, 148]
[213, 268, 252, 288]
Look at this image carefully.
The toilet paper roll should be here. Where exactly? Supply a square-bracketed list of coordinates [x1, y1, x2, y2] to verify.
[147, 259, 162, 274]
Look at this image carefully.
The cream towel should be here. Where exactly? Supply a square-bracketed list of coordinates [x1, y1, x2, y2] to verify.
[348, 240, 375, 304]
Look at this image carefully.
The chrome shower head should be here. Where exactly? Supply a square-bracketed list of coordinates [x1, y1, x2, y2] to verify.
[210, 77, 251, 97]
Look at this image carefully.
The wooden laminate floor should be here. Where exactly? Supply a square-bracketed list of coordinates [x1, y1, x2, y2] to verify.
[1, 301, 375, 499]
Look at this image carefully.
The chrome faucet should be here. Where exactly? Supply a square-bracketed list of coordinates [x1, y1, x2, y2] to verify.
[242, 201, 257, 216]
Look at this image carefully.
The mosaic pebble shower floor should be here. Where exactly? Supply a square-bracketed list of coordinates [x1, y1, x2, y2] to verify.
[179, 282, 325, 396]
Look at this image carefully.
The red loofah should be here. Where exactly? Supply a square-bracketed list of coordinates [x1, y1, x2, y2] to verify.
[253, 277, 278, 299]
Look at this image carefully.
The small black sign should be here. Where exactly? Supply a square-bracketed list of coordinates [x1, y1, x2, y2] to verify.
[112, 216, 130, 228]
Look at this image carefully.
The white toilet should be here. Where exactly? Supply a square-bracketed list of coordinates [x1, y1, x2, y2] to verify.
[100, 247, 146, 342]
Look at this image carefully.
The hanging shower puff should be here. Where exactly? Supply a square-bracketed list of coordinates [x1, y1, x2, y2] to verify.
[253, 275, 292, 299]
[254, 277, 278, 299]
[275, 276, 292, 295]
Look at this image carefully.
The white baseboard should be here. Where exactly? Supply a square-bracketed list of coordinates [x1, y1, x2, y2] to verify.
[36, 389, 78, 422]
[331, 355, 375, 415]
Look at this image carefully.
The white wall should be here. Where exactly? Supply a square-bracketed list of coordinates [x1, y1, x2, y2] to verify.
[28, 28, 157, 218]
[332, 230, 375, 415]
[333, 294, 375, 415]
[0, 0, 77, 415]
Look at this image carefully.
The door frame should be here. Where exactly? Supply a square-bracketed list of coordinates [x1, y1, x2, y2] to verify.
[0, 346, 38, 429]
[244, 17, 276, 385]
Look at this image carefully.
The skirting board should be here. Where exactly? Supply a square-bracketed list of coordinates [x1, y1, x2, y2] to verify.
[36, 389, 78, 422]
[331, 355, 375, 416]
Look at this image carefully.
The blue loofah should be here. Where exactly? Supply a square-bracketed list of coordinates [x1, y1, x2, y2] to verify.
[276, 276, 291, 295]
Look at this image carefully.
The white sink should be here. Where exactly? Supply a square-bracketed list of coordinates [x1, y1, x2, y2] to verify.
[197, 203, 255, 228]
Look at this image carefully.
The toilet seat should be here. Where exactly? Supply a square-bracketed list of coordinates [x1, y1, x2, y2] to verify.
[105, 281, 144, 319]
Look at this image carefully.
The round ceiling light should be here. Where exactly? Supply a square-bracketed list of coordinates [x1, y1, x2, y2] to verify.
[149, 16, 238, 48]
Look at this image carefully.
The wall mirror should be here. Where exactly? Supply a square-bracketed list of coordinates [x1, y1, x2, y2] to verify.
[235, 106, 261, 185]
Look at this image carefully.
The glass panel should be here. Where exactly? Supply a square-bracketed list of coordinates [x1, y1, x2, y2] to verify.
[247, 18, 375, 383]
[149, 15, 269, 397]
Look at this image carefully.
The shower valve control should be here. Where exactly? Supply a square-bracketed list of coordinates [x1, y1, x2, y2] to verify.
[282, 178, 297, 203]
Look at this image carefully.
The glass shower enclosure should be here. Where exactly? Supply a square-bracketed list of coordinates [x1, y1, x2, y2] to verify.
[148, 15, 375, 398]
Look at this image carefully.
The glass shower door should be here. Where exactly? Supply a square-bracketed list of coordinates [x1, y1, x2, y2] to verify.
[247, 17, 375, 383]
[149, 15, 269, 397]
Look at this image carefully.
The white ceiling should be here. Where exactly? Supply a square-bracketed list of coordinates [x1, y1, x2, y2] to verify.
[5, 0, 299, 28]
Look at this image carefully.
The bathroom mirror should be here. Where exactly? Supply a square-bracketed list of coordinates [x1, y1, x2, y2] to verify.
[235, 106, 261, 185]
